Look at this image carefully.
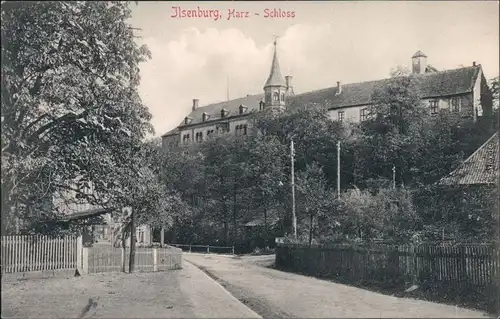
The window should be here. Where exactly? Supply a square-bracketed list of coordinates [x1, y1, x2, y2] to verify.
[202, 112, 210, 122]
[195, 132, 203, 143]
[182, 134, 190, 144]
[338, 111, 345, 122]
[360, 108, 371, 121]
[259, 101, 265, 110]
[206, 129, 215, 137]
[265, 93, 271, 104]
[281, 93, 285, 102]
[273, 92, 279, 102]
[429, 100, 439, 114]
[236, 124, 248, 136]
[216, 122, 229, 133]
[451, 97, 461, 112]
[239, 104, 247, 114]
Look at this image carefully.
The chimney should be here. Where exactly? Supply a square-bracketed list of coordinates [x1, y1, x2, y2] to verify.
[285, 75, 294, 95]
[336, 81, 342, 95]
[192, 99, 199, 111]
[472, 61, 476, 66]
[411, 50, 427, 74]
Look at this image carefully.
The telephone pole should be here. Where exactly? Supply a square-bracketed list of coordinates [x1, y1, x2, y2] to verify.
[291, 139, 297, 239]
[392, 165, 396, 189]
[337, 141, 341, 198]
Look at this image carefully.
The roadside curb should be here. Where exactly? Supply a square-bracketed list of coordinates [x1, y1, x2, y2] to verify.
[183, 259, 262, 319]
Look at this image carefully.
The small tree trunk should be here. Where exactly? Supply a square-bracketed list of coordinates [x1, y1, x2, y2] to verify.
[263, 204, 268, 247]
[121, 227, 126, 273]
[171, 217, 178, 244]
[160, 227, 165, 247]
[223, 198, 229, 246]
[308, 212, 313, 246]
[128, 209, 136, 273]
[232, 181, 238, 244]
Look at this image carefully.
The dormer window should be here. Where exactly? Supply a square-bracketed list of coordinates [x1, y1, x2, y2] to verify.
[184, 117, 193, 125]
[202, 112, 210, 122]
[220, 108, 229, 118]
[239, 104, 248, 115]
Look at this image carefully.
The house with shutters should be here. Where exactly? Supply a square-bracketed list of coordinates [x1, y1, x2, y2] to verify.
[161, 41, 494, 148]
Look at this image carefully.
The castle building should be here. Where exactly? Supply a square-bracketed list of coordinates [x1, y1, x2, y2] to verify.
[161, 41, 494, 148]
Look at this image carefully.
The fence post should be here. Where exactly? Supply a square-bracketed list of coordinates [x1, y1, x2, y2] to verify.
[153, 248, 158, 272]
[81, 247, 89, 275]
[232, 246, 235, 255]
[207, 245, 210, 253]
[76, 236, 83, 273]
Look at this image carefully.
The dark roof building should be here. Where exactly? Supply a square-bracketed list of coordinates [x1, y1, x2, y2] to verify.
[162, 41, 494, 147]
[439, 132, 499, 186]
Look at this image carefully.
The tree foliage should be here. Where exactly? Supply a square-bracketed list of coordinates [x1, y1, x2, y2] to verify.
[1, 1, 153, 233]
[161, 70, 496, 247]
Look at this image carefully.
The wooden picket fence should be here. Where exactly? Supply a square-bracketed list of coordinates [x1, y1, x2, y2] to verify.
[1, 235, 78, 273]
[276, 242, 500, 288]
[276, 242, 500, 312]
[86, 245, 182, 274]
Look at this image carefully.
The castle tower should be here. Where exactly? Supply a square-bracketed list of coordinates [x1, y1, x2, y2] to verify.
[412, 50, 427, 75]
[263, 38, 287, 110]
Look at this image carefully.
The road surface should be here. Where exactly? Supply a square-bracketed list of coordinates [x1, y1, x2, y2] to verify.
[184, 253, 492, 318]
[1, 261, 260, 319]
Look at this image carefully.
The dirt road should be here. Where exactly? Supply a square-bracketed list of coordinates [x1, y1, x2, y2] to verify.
[1, 261, 260, 319]
[184, 253, 492, 318]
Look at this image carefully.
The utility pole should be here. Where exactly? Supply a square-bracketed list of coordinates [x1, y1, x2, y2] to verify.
[291, 139, 297, 239]
[392, 165, 396, 189]
[337, 141, 341, 198]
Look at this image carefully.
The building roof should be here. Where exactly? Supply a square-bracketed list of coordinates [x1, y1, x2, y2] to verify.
[162, 127, 179, 137]
[163, 65, 481, 133]
[291, 65, 481, 109]
[412, 50, 427, 58]
[58, 208, 111, 221]
[264, 40, 286, 88]
[438, 132, 499, 186]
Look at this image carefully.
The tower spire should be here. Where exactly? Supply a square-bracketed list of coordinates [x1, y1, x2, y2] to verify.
[264, 36, 286, 89]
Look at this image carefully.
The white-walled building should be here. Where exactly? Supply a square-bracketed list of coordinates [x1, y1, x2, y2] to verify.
[162, 42, 494, 148]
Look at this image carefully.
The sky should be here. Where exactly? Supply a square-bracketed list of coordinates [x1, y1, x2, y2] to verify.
[129, 1, 500, 137]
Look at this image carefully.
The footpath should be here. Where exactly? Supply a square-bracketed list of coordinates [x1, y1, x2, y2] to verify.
[1, 260, 260, 319]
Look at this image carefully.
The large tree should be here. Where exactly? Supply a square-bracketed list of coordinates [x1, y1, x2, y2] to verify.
[1, 1, 152, 233]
